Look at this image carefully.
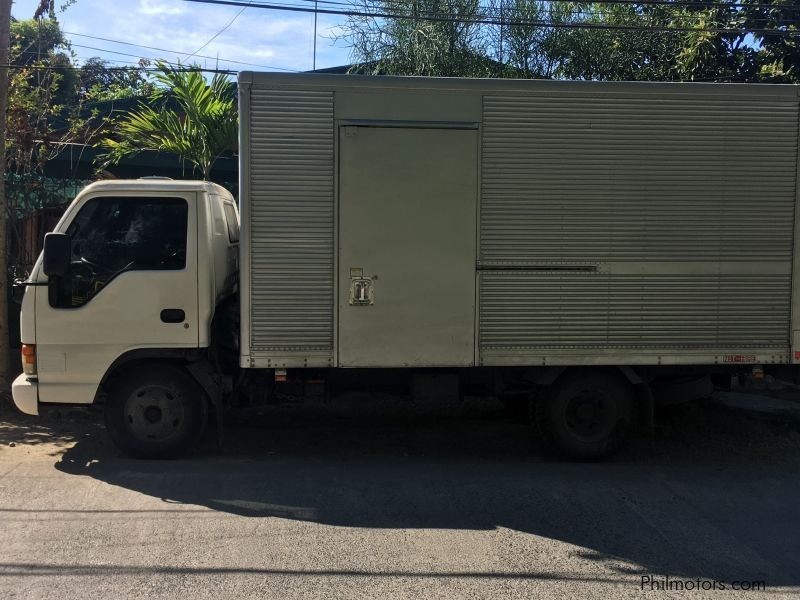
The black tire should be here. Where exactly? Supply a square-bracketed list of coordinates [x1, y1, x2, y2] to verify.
[535, 370, 634, 461]
[104, 364, 208, 459]
[499, 394, 530, 419]
[500, 385, 541, 421]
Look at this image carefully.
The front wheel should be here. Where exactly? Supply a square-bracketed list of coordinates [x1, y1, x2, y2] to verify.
[104, 364, 208, 459]
[535, 370, 634, 461]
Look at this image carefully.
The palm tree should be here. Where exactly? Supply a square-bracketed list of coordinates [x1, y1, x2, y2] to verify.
[98, 62, 237, 180]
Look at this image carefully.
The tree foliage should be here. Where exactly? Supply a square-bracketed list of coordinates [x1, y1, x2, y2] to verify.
[339, 0, 800, 82]
[10, 17, 78, 106]
[6, 17, 84, 173]
[744, 1, 800, 82]
[339, 0, 495, 76]
[98, 62, 238, 180]
[6, 15, 156, 174]
[78, 57, 155, 102]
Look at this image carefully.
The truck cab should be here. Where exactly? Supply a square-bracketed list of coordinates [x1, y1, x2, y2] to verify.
[12, 179, 239, 455]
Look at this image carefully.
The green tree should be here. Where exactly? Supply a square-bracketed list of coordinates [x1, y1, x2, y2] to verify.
[548, 3, 696, 82]
[98, 62, 238, 180]
[488, 0, 562, 78]
[6, 17, 86, 173]
[338, 0, 799, 83]
[79, 57, 155, 102]
[339, 0, 493, 76]
[742, 0, 800, 82]
[10, 16, 79, 104]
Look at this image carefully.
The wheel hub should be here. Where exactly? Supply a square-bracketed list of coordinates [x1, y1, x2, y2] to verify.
[565, 391, 613, 440]
[124, 385, 185, 442]
[575, 401, 596, 421]
[144, 405, 163, 424]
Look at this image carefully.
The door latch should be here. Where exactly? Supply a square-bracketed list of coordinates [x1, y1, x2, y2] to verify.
[349, 276, 374, 306]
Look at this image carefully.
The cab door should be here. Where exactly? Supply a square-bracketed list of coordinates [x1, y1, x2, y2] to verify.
[34, 192, 199, 405]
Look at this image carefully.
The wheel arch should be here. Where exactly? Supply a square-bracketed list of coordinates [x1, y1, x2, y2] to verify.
[530, 365, 644, 386]
[103, 361, 210, 459]
[532, 365, 653, 430]
[95, 348, 205, 403]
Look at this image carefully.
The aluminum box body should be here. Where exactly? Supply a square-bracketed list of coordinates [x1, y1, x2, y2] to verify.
[238, 73, 800, 369]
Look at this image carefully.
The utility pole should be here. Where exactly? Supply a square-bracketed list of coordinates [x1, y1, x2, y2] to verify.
[0, 0, 11, 385]
[312, 0, 318, 71]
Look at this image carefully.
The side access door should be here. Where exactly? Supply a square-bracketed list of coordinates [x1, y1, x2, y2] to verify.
[35, 192, 200, 404]
[338, 125, 478, 367]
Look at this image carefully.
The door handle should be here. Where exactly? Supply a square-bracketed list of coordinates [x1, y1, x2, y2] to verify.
[160, 309, 185, 323]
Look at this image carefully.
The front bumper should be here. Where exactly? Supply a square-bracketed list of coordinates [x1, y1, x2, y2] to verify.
[12, 373, 38, 416]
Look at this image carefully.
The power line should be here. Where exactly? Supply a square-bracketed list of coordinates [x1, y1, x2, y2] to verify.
[186, 0, 252, 61]
[62, 31, 297, 71]
[68, 43, 298, 74]
[524, 0, 794, 9]
[70, 44, 247, 75]
[179, 0, 800, 36]
[72, 43, 180, 62]
[1, 62, 238, 74]
[235, 0, 800, 11]
[277, 0, 798, 26]
[73, 56, 147, 67]
[185, 0, 800, 13]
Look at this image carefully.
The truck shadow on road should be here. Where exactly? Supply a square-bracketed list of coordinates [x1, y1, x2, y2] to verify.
[46, 399, 800, 587]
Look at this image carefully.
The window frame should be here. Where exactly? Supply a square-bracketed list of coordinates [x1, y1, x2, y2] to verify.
[222, 201, 240, 244]
[48, 194, 191, 309]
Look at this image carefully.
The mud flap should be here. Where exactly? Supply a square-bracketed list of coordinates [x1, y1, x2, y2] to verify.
[186, 361, 225, 447]
[636, 383, 655, 433]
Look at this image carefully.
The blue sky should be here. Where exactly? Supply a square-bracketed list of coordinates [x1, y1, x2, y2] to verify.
[10, 0, 353, 73]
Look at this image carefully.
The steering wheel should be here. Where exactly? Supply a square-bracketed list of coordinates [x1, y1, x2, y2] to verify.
[78, 256, 115, 273]
[69, 259, 96, 279]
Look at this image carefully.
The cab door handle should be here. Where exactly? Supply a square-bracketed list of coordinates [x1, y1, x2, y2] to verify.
[160, 309, 185, 323]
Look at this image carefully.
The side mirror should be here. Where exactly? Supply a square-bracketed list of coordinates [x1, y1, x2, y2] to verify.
[43, 232, 71, 277]
[11, 280, 26, 306]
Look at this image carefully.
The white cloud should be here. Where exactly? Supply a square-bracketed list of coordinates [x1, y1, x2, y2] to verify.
[49, 0, 352, 72]
[138, 0, 187, 16]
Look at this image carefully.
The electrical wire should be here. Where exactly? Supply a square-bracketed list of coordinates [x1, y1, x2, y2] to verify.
[186, 0, 253, 61]
[188, 0, 800, 12]
[62, 31, 297, 70]
[69, 45, 249, 77]
[71, 43, 183, 62]
[162, 0, 775, 25]
[0, 62, 239, 74]
[374, 1, 796, 26]
[178, 0, 800, 36]
[284, 0, 800, 15]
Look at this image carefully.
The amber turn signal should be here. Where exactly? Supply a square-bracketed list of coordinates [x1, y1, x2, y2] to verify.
[21, 344, 36, 376]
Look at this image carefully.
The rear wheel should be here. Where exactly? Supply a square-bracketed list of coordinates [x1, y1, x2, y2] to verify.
[104, 364, 207, 459]
[535, 370, 634, 461]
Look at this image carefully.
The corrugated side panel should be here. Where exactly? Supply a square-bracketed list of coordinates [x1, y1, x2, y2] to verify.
[481, 94, 798, 262]
[480, 272, 791, 348]
[249, 89, 334, 356]
[480, 93, 798, 356]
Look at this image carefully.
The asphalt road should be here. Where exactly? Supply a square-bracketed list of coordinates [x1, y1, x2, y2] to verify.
[1, 394, 799, 599]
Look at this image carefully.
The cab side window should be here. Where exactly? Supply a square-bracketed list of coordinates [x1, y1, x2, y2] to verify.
[50, 196, 188, 308]
[222, 202, 239, 243]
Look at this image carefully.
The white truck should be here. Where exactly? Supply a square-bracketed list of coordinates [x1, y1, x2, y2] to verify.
[12, 73, 800, 459]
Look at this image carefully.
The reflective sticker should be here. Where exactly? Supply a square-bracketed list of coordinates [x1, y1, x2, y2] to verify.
[722, 355, 757, 363]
